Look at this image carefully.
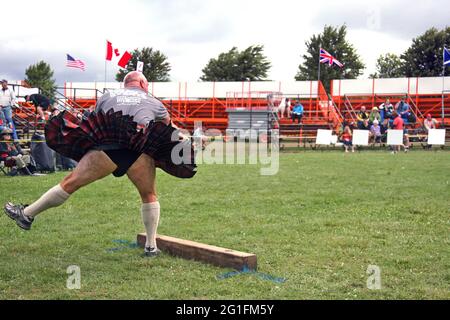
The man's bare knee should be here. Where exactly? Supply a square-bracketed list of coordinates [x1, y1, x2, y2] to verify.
[140, 192, 158, 203]
[60, 151, 116, 194]
[127, 154, 157, 203]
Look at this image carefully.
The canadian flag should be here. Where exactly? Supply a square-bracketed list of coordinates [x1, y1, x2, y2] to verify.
[106, 40, 132, 68]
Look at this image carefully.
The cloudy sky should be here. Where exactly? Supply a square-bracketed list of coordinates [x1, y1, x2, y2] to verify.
[0, 0, 448, 84]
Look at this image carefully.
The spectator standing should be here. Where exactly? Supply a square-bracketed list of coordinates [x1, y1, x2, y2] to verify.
[0, 80, 19, 140]
[340, 125, 355, 153]
[391, 112, 410, 153]
[395, 96, 411, 122]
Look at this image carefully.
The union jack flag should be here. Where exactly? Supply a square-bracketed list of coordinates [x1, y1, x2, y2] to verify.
[320, 48, 344, 68]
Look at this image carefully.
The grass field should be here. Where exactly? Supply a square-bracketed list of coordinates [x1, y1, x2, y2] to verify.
[0, 150, 449, 300]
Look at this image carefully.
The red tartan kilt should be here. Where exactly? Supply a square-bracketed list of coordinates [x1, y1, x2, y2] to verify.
[44, 110, 196, 179]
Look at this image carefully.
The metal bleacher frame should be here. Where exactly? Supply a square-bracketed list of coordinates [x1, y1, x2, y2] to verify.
[9, 79, 450, 150]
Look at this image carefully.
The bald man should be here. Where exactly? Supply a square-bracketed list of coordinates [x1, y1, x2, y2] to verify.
[4, 72, 193, 257]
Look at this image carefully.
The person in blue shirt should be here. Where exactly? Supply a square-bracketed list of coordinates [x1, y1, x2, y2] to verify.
[291, 101, 304, 124]
[395, 96, 411, 122]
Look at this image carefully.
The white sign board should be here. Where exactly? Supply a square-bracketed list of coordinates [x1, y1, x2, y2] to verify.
[330, 135, 338, 144]
[352, 130, 369, 146]
[427, 129, 446, 145]
[137, 61, 144, 73]
[387, 130, 404, 146]
[316, 129, 333, 145]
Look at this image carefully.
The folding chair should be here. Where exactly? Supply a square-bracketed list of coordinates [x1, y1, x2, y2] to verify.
[0, 161, 7, 175]
[0, 158, 15, 175]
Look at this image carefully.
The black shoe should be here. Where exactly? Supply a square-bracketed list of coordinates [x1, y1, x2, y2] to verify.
[144, 247, 161, 257]
[4, 202, 34, 230]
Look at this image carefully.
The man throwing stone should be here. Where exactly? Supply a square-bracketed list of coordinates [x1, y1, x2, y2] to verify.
[4, 72, 196, 257]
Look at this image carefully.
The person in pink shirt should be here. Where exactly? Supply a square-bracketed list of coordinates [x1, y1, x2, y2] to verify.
[424, 114, 438, 131]
[391, 112, 410, 153]
[423, 114, 439, 149]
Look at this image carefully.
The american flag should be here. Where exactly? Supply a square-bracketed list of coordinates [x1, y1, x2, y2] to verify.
[66, 54, 85, 71]
[320, 48, 344, 68]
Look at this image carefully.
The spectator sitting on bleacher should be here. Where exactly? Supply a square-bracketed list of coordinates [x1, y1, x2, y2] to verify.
[278, 98, 291, 119]
[357, 106, 370, 130]
[340, 125, 355, 153]
[369, 107, 381, 125]
[369, 120, 382, 144]
[422, 114, 438, 149]
[24, 94, 53, 122]
[379, 98, 393, 124]
[0, 128, 33, 175]
[291, 101, 304, 124]
[424, 114, 438, 131]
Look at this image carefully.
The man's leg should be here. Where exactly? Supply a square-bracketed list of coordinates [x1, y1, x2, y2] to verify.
[0, 108, 6, 131]
[126, 154, 160, 257]
[2, 106, 18, 140]
[4, 150, 117, 230]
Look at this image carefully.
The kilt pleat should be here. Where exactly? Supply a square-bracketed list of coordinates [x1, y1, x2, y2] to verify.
[44, 109, 196, 179]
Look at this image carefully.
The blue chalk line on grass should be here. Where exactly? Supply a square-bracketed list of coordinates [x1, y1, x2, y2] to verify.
[106, 239, 139, 253]
[107, 240, 286, 284]
[217, 266, 286, 284]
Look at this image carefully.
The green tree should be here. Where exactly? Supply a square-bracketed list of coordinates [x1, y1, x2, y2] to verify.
[370, 53, 404, 78]
[116, 47, 171, 82]
[401, 27, 450, 77]
[295, 25, 365, 92]
[200, 45, 271, 81]
[25, 61, 57, 98]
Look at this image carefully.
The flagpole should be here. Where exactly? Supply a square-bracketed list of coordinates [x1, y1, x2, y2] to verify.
[443, 47, 446, 125]
[317, 45, 322, 121]
[104, 40, 108, 93]
[104, 58, 107, 93]
[442, 65, 445, 125]
[317, 46, 321, 88]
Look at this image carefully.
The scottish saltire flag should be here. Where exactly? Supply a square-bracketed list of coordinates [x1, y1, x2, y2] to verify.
[66, 54, 85, 71]
[444, 47, 450, 66]
[320, 48, 344, 68]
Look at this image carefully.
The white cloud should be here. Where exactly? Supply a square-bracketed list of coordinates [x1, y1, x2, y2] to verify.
[0, 0, 446, 83]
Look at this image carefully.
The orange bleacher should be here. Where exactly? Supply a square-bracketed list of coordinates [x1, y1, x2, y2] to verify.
[12, 80, 450, 143]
